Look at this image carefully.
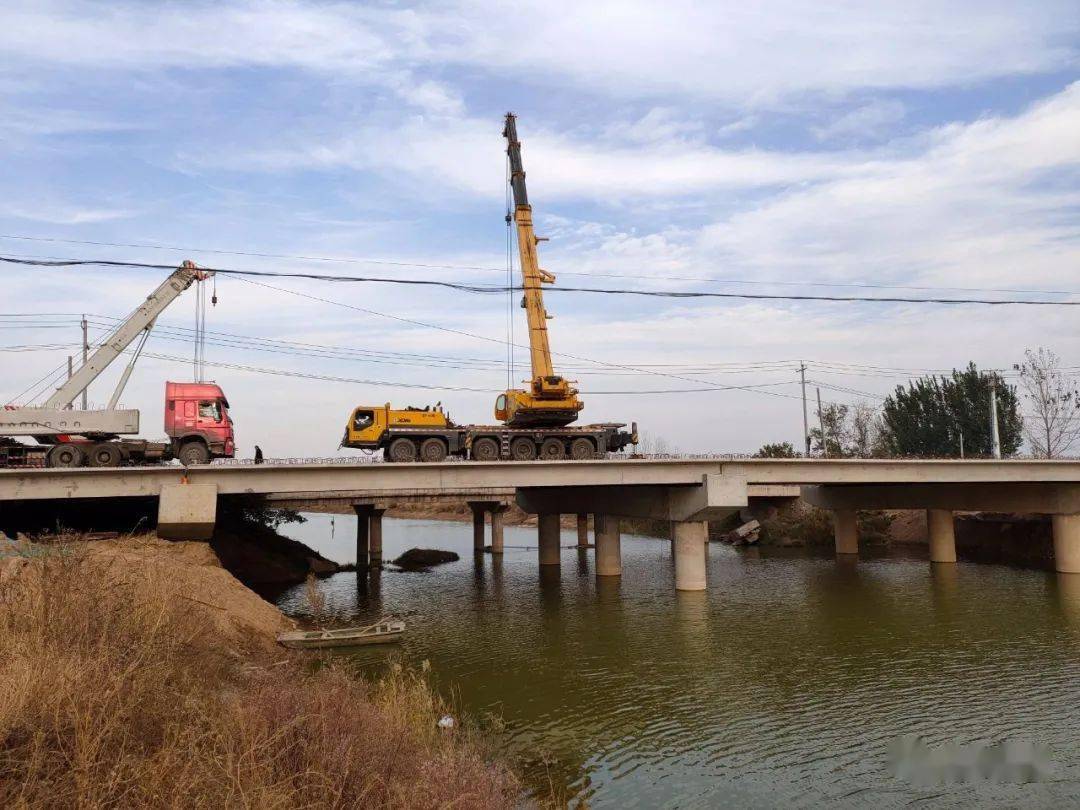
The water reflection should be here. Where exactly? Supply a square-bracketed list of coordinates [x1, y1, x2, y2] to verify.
[277, 514, 1080, 808]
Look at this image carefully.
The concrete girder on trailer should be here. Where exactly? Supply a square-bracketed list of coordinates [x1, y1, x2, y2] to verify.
[0, 408, 140, 437]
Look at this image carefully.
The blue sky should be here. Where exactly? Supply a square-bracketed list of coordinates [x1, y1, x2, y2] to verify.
[1, 1, 1078, 456]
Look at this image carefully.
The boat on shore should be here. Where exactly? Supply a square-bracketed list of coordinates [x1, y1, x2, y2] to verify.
[277, 618, 405, 650]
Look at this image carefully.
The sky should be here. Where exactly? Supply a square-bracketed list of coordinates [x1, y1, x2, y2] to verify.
[1, 0, 1078, 457]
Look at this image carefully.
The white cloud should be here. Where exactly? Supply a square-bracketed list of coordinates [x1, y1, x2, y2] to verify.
[812, 100, 907, 142]
[2, 1, 1074, 106]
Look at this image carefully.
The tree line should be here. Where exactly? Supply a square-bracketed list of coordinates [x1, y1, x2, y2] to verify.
[756, 348, 1080, 460]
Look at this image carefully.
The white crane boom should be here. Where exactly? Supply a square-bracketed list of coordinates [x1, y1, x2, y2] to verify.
[45, 261, 207, 408]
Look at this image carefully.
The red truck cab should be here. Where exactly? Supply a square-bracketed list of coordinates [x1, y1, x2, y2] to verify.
[165, 381, 235, 465]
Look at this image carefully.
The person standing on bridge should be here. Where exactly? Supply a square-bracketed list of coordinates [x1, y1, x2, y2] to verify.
[254, 445, 264, 465]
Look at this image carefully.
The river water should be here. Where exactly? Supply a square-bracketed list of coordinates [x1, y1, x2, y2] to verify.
[275, 513, 1080, 808]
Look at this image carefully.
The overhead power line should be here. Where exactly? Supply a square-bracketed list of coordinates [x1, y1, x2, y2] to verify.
[4, 255, 1080, 306]
[2, 232, 1075, 298]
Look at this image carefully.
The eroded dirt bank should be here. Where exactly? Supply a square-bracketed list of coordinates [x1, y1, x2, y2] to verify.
[0, 533, 520, 808]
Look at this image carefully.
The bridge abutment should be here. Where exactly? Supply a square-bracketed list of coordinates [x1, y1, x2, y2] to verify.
[674, 520, 708, 591]
[927, 509, 956, 563]
[595, 514, 621, 577]
[832, 509, 859, 556]
[538, 513, 561, 566]
[157, 482, 217, 540]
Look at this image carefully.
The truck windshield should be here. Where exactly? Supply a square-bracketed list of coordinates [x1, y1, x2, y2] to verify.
[199, 401, 222, 422]
[353, 410, 374, 431]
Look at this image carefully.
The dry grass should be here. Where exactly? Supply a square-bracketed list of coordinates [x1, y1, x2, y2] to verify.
[0, 540, 518, 809]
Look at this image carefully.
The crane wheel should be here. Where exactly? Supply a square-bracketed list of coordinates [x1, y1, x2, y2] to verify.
[569, 438, 596, 460]
[510, 437, 537, 461]
[88, 443, 122, 468]
[420, 438, 448, 462]
[388, 437, 418, 463]
[47, 444, 85, 468]
[471, 437, 500, 461]
[539, 438, 565, 460]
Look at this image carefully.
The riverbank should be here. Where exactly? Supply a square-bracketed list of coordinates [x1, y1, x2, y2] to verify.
[0, 533, 519, 808]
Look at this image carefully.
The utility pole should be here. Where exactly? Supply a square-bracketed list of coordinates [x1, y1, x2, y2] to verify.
[81, 315, 89, 410]
[816, 387, 828, 458]
[799, 362, 810, 456]
[66, 356, 73, 409]
[959, 431, 965, 459]
[990, 377, 1002, 459]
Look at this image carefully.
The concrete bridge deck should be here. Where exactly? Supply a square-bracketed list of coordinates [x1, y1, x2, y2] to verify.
[7, 458, 1080, 586]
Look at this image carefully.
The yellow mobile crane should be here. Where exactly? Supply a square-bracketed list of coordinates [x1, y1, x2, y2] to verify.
[494, 112, 583, 427]
[341, 113, 636, 462]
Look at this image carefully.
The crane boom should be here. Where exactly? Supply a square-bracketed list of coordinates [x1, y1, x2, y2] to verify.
[504, 113, 556, 381]
[45, 261, 207, 409]
[496, 113, 583, 427]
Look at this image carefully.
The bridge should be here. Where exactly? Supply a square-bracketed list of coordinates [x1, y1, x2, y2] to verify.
[6, 457, 1080, 589]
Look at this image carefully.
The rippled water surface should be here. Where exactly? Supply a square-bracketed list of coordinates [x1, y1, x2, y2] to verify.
[276, 514, 1080, 807]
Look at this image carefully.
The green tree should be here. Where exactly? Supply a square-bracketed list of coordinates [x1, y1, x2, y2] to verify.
[879, 363, 1022, 457]
[755, 441, 798, 458]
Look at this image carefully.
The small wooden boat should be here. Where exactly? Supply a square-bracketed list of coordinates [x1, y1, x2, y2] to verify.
[277, 618, 405, 650]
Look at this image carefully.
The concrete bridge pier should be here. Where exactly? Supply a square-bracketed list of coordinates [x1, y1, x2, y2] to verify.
[353, 504, 370, 567]
[352, 505, 385, 567]
[538, 513, 561, 566]
[490, 505, 506, 554]
[1053, 514, 1080, 574]
[470, 503, 486, 553]
[927, 509, 957, 563]
[577, 513, 591, 548]
[673, 520, 708, 591]
[468, 500, 508, 554]
[594, 514, 621, 577]
[369, 509, 384, 564]
[832, 509, 859, 556]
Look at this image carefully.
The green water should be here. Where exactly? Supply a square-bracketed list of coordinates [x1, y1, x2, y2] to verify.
[276, 514, 1080, 808]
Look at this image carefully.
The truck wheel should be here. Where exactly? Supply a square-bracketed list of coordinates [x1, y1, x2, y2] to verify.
[471, 437, 500, 461]
[570, 438, 596, 460]
[539, 438, 566, 460]
[178, 441, 210, 466]
[388, 438, 418, 463]
[47, 444, 85, 468]
[88, 442, 122, 468]
[510, 437, 537, 461]
[420, 438, 448, 462]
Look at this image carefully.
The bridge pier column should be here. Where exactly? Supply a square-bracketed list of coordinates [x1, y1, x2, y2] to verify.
[673, 520, 707, 591]
[490, 505, 506, 554]
[595, 515, 621, 577]
[470, 504, 486, 553]
[927, 509, 956, 564]
[538, 513, 561, 566]
[1053, 514, 1080, 574]
[353, 505, 371, 567]
[577, 513, 590, 548]
[833, 509, 858, 556]
[369, 509, 385, 565]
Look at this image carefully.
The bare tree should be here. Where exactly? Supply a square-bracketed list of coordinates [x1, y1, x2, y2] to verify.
[1015, 347, 1080, 458]
[637, 432, 675, 456]
[847, 403, 881, 458]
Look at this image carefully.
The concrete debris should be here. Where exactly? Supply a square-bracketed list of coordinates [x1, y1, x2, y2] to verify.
[716, 519, 761, 546]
